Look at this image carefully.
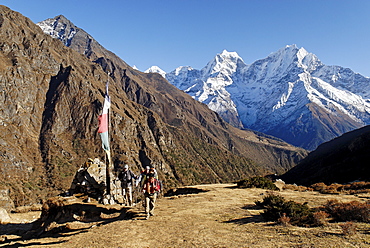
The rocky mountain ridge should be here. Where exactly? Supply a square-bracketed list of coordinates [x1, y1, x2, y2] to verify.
[0, 6, 306, 207]
[161, 46, 370, 150]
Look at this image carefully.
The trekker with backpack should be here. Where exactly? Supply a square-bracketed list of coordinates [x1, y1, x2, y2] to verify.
[137, 166, 150, 187]
[139, 165, 158, 185]
[142, 170, 161, 220]
[119, 164, 137, 207]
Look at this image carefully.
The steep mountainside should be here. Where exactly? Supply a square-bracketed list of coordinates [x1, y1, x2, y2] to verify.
[164, 47, 370, 150]
[0, 6, 307, 206]
[281, 125, 370, 185]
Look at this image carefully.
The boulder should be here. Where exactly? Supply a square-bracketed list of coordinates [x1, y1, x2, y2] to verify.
[0, 189, 15, 212]
[0, 207, 11, 224]
[69, 158, 124, 204]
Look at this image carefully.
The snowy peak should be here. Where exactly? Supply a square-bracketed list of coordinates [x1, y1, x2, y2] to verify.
[37, 15, 80, 47]
[269, 45, 312, 64]
[267, 45, 303, 69]
[244, 45, 324, 86]
[202, 50, 246, 78]
[38, 14, 131, 72]
[172, 66, 195, 76]
[144, 66, 166, 78]
[265, 45, 322, 73]
[220, 49, 243, 61]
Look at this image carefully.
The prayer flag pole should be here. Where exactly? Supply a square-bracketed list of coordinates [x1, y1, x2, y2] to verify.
[98, 71, 112, 198]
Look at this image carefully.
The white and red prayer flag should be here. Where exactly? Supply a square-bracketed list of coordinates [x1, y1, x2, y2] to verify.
[98, 83, 111, 151]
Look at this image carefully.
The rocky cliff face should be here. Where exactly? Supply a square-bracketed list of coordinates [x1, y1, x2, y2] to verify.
[0, 6, 307, 207]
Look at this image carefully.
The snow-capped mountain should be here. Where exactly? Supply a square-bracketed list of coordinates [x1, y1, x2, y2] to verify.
[145, 66, 166, 78]
[164, 50, 247, 128]
[163, 45, 370, 150]
[37, 15, 79, 47]
[37, 15, 130, 71]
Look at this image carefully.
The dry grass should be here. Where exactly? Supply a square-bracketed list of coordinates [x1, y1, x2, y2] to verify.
[340, 221, 357, 236]
[2, 184, 370, 247]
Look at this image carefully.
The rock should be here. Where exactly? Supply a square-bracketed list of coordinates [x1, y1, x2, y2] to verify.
[0, 189, 15, 212]
[0, 207, 11, 224]
[274, 179, 286, 191]
[69, 158, 124, 204]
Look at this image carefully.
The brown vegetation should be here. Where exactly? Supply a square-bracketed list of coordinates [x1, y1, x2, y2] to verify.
[340, 221, 358, 236]
[283, 181, 370, 195]
[236, 176, 280, 190]
[323, 199, 370, 223]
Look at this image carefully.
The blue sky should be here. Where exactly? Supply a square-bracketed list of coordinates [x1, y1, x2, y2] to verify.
[2, 0, 370, 76]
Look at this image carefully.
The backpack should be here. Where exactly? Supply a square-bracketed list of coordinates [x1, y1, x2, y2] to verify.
[157, 179, 163, 195]
[120, 170, 135, 187]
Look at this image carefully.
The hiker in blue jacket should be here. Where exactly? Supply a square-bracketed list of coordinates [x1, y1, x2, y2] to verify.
[119, 164, 137, 207]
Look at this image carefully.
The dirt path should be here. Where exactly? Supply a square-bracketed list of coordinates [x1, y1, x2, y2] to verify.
[2, 184, 370, 247]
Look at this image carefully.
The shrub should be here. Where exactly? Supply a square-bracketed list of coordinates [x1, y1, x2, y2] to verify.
[340, 221, 357, 236]
[310, 182, 342, 194]
[344, 181, 370, 190]
[237, 176, 279, 190]
[324, 199, 370, 223]
[310, 182, 327, 192]
[278, 213, 291, 226]
[324, 183, 343, 194]
[343, 181, 370, 194]
[311, 181, 370, 195]
[283, 184, 311, 192]
[313, 211, 330, 226]
[348, 189, 370, 194]
[255, 192, 314, 226]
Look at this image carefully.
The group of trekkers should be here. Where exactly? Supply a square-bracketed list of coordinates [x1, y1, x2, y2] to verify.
[118, 164, 161, 220]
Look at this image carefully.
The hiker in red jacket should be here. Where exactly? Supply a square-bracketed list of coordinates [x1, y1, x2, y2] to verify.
[142, 171, 161, 220]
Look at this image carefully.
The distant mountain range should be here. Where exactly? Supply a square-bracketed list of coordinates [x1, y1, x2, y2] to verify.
[147, 47, 370, 150]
